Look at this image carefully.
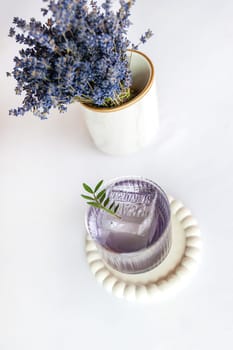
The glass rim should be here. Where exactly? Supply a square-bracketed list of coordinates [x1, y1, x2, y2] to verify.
[85, 175, 171, 256]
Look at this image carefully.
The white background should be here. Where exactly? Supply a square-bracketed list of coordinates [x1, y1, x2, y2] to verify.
[1, 0, 233, 349]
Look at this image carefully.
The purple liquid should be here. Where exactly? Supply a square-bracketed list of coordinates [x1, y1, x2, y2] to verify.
[86, 177, 171, 274]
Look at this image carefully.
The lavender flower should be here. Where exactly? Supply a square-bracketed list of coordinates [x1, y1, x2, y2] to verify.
[8, 0, 153, 119]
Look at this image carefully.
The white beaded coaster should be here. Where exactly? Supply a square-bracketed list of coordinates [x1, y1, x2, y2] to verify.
[86, 196, 202, 302]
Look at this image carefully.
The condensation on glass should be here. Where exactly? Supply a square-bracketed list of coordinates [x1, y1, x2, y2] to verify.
[86, 177, 171, 274]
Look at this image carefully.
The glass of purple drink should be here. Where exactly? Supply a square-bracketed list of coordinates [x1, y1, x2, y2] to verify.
[85, 176, 171, 274]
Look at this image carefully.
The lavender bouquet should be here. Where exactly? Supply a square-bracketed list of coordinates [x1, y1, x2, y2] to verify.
[8, 0, 152, 119]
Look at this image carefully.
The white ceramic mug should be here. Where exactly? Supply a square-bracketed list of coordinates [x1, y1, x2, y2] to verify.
[81, 50, 159, 156]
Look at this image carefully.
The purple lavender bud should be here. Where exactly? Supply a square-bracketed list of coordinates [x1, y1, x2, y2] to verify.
[7, 0, 153, 118]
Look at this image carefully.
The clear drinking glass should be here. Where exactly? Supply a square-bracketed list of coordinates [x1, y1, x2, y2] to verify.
[85, 176, 171, 274]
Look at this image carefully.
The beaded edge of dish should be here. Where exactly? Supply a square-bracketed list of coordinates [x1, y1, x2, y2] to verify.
[85, 196, 202, 302]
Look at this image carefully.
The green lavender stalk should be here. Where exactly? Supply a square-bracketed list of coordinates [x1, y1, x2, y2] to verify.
[81, 180, 121, 219]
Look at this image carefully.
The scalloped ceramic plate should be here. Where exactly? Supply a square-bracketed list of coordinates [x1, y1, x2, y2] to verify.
[86, 196, 202, 302]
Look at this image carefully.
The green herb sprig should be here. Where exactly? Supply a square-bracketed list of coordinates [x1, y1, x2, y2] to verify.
[81, 180, 121, 219]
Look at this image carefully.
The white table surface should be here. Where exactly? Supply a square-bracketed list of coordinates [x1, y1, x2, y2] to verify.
[1, 1, 233, 349]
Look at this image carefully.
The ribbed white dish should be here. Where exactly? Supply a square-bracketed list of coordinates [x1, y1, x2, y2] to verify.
[85, 196, 202, 302]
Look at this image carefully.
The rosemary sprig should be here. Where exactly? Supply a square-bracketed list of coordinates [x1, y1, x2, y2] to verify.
[81, 180, 121, 219]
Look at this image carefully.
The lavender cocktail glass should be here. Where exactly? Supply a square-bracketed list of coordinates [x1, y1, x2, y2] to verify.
[85, 176, 171, 274]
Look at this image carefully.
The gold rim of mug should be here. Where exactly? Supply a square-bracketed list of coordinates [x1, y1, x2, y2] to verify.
[80, 49, 155, 113]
